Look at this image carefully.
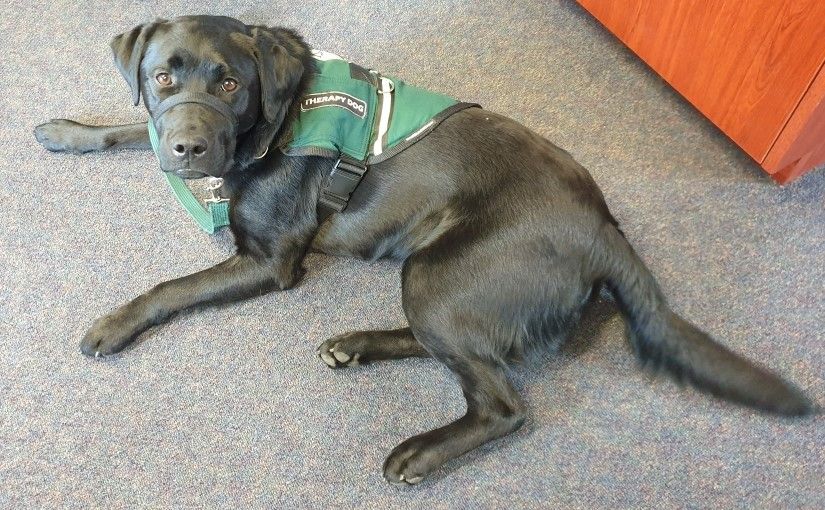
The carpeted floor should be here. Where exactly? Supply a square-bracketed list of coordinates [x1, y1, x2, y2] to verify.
[1, 1, 823, 508]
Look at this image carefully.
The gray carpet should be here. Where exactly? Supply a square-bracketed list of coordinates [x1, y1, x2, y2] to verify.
[2, 1, 823, 508]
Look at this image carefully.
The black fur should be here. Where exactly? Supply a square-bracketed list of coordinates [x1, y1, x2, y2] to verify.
[34, 15, 814, 485]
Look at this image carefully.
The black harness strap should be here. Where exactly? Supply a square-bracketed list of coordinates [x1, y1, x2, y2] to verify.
[317, 156, 369, 222]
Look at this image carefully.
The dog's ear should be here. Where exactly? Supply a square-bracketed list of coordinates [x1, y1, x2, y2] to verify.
[249, 27, 307, 127]
[110, 20, 165, 106]
[231, 26, 311, 163]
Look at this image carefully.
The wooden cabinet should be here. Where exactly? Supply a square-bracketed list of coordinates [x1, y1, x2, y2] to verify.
[576, 0, 825, 183]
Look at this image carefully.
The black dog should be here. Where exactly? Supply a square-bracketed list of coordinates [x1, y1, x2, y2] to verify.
[34, 16, 814, 485]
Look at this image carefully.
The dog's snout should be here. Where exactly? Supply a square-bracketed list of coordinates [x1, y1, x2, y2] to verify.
[170, 136, 208, 159]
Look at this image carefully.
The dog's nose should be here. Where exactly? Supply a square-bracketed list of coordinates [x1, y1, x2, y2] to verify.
[170, 136, 208, 159]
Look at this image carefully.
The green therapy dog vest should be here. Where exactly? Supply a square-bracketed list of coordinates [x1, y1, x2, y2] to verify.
[283, 50, 478, 164]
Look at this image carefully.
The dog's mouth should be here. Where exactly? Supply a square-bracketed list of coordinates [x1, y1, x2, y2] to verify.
[164, 168, 211, 180]
[159, 153, 237, 179]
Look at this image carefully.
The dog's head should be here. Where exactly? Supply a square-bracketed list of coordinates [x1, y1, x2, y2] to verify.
[111, 15, 312, 178]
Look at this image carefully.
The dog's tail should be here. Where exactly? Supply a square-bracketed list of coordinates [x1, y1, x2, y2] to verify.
[593, 223, 814, 416]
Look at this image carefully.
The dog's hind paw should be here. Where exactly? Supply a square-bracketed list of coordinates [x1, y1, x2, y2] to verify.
[317, 334, 363, 369]
[383, 437, 433, 486]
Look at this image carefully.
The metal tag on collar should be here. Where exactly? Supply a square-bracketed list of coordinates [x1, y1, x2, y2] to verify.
[205, 177, 228, 204]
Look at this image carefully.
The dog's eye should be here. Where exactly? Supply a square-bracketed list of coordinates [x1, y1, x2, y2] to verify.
[221, 78, 239, 93]
[155, 73, 172, 86]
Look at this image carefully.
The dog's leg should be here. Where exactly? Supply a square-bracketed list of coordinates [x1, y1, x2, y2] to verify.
[34, 120, 150, 153]
[317, 327, 430, 368]
[81, 253, 303, 357]
[382, 353, 525, 484]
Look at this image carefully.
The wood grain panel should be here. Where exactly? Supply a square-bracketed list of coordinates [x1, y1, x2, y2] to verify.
[763, 61, 825, 183]
[576, 0, 825, 162]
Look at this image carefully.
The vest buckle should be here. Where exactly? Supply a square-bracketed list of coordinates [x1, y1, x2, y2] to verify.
[319, 157, 368, 213]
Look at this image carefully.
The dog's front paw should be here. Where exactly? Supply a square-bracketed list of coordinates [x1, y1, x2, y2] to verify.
[34, 119, 98, 153]
[317, 333, 365, 368]
[80, 311, 142, 358]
